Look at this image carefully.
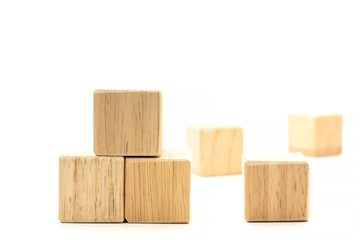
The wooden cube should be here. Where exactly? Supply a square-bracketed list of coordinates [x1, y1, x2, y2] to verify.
[244, 153, 309, 222]
[288, 114, 342, 156]
[187, 125, 242, 176]
[93, 90, 162, 156]
[59, 153, 124, 222]
[125, 150, 191, 223]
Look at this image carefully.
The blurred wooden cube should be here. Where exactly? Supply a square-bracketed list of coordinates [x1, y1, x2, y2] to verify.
[93, 90, 162, 156]
[288, 114, 342, 156]
[244, 153, 309, 222]
[59, 153, 124, 222]
[187, 125, 242, 176]
[125, 150, 191, 223]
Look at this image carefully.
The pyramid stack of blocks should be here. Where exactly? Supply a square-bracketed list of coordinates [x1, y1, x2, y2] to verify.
[59, 90, 191, 223]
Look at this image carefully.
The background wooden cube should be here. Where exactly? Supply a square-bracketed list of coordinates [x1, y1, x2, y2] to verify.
[59, 153, 124, 222]
[187, 125, 242, 176]
[244, 156, 309, 222]
[288, 114, 342, 156]
[93, 90, 162, 156]
[125, 150, 191, 223]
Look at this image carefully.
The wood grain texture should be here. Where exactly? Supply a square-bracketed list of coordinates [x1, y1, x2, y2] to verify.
[93, 90, 162, 156]
[187, 125, 242, 176]
[59, 154, 124, 222]
[288, 114, 342, 156]
[245, 161, 309, 222]
[125, 150, 191, 223]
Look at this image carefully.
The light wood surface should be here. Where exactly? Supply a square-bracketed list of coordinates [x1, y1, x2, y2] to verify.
[93, 90, 162, 156]
[288, 114, 342, 156]
[243, 152, 305, 162]
[59, 154, 124, 222]
[125, 150, 191, 223]
[245, 160, 309, 222]
[187, 125, 242, 176]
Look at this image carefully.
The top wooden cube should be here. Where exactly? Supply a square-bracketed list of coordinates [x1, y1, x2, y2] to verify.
[94, 90, 162, 156]
[288, 114, 342, 157]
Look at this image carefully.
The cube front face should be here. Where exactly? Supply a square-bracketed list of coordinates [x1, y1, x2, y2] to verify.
[93, 90, 162, 156]
[187, 126, 243, 176]
[245, 161, 309, 222]
[125, 157, 191, 223]
[59, 156, 124, 222]
[288, 114, 342, 156]
[314, 115, 342, 156]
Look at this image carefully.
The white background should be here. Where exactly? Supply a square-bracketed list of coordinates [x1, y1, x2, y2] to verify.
[0, 0, 359, 239]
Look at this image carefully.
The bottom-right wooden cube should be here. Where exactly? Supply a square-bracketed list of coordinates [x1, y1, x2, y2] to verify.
[245, 160, 309, 222]
[125, 150, 191, 223]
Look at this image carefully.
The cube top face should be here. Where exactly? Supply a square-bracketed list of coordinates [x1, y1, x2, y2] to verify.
[125, 151, 191, 223]
[59, 155, 124, 222]
[93, 90, 162, 156]
[156, 149, 191, 159]
[61, 150, 95, 157]
[245, 161, 309, 222]
[288, 114, 342, 156]
[243, 152, 305, 162]
[187, 124, 240, 130]
[94, 89, 161, 94]
[187, 125, 243, 176]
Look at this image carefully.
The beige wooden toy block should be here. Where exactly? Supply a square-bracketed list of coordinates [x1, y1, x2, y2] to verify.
[93, 90, 162, 156]
[288, 114, 342, 156]
[59, 152, 124, 222]
[125, 150, 191, 223]
[244, 153, 309, 222]
[187, 125, 242, 176]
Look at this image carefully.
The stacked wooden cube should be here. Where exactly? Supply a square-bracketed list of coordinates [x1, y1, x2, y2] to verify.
[59, 90, 191, 223]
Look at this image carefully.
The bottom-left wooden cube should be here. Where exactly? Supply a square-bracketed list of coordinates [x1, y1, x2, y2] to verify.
[59, 154, 124, 222]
